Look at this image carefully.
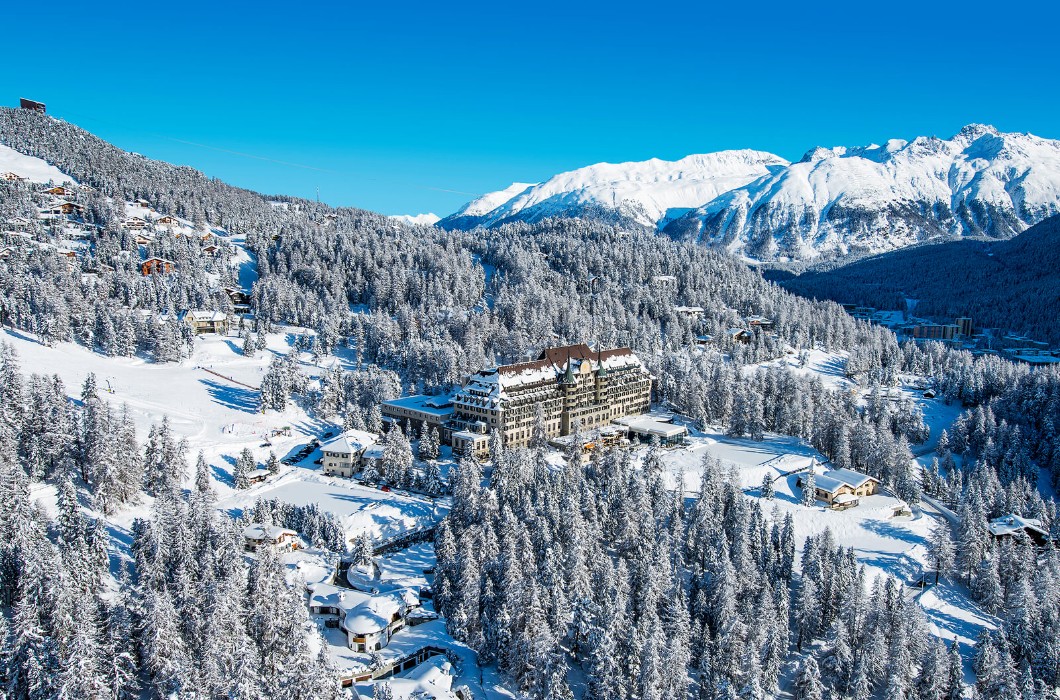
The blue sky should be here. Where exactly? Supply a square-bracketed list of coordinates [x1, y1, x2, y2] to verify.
[5, 0, 1059, 216]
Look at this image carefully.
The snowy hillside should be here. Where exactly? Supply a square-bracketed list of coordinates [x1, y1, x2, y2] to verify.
[665, 124, 1060, 261]
[442, 125, 1060, 263]
[0, 142, 74, 183]
[438, 152, 787, 230]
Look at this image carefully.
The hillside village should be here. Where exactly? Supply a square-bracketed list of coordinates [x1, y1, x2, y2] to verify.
[1, 110, 1059, 700]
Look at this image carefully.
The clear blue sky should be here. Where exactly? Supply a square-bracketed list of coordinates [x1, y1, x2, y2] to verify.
[5, 0, 1059, 216]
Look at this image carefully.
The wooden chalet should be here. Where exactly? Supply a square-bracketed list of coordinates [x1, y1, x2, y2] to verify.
[2, 172, 26, 182]
[42, 185, 69, 196]
[155, 215, 180, 227]
[202, 243, 219, 255]
[800, 468, 880, 509]
[123, 217, 149, 231]
[134, 233, 153, 245]
[141, 257, 174, 275]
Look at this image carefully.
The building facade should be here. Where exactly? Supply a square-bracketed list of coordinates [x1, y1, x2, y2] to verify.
[449, 344, 652, 455]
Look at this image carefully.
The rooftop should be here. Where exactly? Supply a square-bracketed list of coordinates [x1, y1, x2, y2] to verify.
[321, 430, 378, 456]
[814, 468, 879, 494]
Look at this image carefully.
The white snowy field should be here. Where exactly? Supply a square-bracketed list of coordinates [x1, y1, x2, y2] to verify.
[0, 143, 73, 183]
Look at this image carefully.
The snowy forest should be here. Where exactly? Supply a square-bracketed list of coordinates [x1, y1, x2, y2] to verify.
[1, 106, 1060, 699]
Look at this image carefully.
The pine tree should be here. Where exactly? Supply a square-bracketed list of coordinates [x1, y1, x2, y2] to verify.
[794, 656, 824, 700]
[801, 470, 817, 508]
[928, 520, 956, 585]
[760, 472, 775, 500]
[266, 450, 280, 475]
[234, 447, 255, 489]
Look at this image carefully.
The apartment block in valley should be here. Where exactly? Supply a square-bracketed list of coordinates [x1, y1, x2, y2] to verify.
[448, 344, 652, 456]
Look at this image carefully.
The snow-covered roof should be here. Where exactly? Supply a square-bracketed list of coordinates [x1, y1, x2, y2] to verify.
[988, 514, 1048, 538]
[243, 524, 297, 541]
[384, 656, 456, 700]
[187, 310, 227, 322]
[455, 344, 646, 404]
[307, 582, 418, 636]
[382, 394, 455, 417]
[321, 430, 378, 456]
[612, 415, 687, 439]
[363, 444, 385, 460]
[814, 468, 879, 495]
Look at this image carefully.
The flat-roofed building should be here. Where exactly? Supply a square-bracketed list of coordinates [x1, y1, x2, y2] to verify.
[381, 394, 455, 444]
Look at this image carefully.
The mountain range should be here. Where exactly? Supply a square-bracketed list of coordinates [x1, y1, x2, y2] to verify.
[439, 125, 1060, 263]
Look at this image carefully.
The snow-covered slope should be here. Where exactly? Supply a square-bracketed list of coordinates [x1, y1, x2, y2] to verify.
[664, 124, 1060, 261]
[390, 212, 441, 227]
[0, 143, 74, 183]
[438, 152, 788, 230]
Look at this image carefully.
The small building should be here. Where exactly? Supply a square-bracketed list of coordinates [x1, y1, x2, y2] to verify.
[132, 198, 152, 209]
[4, 216, 32, 231]
[321, 430, 379, 477]
[746, 315, 774, 330]
[362, 444, 385, 471]
[247, 468, 271, 485]
[19, 98, 46, 113]
[612, 415, 688, 446]
[988, 514, 1051, 546]
[243, 524, 300, 552]
[155, 215, 180, 227]
[123, 217, 149, 230]
[452, 429, 490, 460]
[185, 310, 229, 335]
[674, 305, 705, 319]
[202, 243, 220, 255]
[549, 425, 628, 462]
[42, 185, 69, 196]
[134, 233, 153, 245]
[809, 468, 880, 508]
[729, 328, 754, 344]
[2, 172, 26, 182]
[40, 201, 84, 217]
[141, 257, 174, 275]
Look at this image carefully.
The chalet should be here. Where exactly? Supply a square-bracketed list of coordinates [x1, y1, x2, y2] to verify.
[41, 185, 69, 196]
[185, 310, 229, 335]
[729, 328, 754, 344]
[132, 198, 152, 209]
[4, 216, 31, 231]
[806, 468, 880, 508]
[123, 217, 149, 230]
[202, 243, 219, 255]
[224, 287, 250, 305]
[57, 249, 77, 259]
[242, 524, 300, 552]
[247, 468, 271, 485]
[988, 514, 1051, 546]
[134, 233, 153, 245]
[141, 257, 174, 275]
[746, 315, 774, 330]
[321, 430, 379, 477]
[2, 172, 25, 182]
[40, 201, 84, 217]
[154, 215, 180, 227]
[674, 305, 705, 319]
[307, 582, 421, 652]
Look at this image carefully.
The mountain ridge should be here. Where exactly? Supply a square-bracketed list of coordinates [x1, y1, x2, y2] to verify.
[441, 125, 1060, 263]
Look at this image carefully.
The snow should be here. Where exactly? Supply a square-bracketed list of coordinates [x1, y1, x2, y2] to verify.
[0, 143, 74, 183]
[390, 213, 441, 227]
[676, 124, 1060, 259]
[444, 152, 787, 229]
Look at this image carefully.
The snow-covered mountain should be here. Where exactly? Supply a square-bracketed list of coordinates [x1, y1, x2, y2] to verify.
[437, 152, 788, 230]
[390, 212, 441, 227]
[442, 125, 1060, 262]
[665, 124, 1060, 261]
